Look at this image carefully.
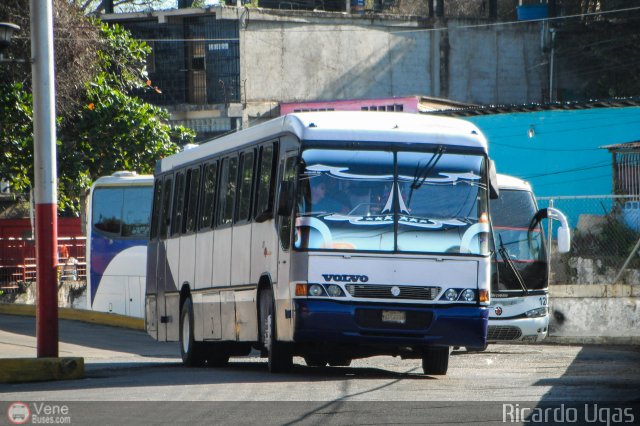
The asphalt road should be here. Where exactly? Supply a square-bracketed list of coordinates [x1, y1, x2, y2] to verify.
[1, 314, 639, 425]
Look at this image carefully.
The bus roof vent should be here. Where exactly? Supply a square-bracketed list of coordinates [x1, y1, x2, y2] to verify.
[111, 171, 138, 178]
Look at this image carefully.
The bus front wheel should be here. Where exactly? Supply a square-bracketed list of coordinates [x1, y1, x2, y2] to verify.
[422, 346, 450, 375]
[259, 289, 293, 373]
[180, 298, 205, 367]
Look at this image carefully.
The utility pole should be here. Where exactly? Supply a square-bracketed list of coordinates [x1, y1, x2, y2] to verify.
[31, 0, 59, 358]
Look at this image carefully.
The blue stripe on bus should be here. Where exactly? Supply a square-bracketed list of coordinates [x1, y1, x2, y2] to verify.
[90, 234, 146, 305]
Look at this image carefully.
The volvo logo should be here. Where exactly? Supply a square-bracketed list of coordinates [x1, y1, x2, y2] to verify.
[322, 274, 369, 283]
[390, 286, 401, 297]
[495, 306, 503, 316]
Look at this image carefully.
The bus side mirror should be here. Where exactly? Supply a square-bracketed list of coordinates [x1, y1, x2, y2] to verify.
[488, 160, 500, 199]
[557, 225, 571, 254]
[547, 207, 571, 253]
[277, 181, 294, 216]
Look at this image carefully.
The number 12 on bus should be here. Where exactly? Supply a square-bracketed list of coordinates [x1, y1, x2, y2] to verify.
[146, 112, 501, 375]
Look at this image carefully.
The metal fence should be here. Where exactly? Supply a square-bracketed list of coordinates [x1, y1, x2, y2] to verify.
[0, 237, 86, 293]
[537, 195, 640, 285]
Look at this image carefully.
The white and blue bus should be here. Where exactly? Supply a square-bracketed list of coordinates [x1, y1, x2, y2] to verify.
[87, 171, 154, 318]
[481, 174, 570, 347]
[146, 112, 502, 374]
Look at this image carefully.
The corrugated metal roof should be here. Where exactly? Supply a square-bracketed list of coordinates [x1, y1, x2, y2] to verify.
[601, 141, 640, 151]
[427, 97, 640, 117]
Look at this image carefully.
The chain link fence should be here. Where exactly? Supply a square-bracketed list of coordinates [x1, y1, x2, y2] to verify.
[537, 195, 640, 285]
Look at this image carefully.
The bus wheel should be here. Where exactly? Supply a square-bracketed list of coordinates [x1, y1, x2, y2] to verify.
[180, 298, 205, 367]
[259, 289, 293, 373]
[206, 343, 230, 367]
[422, 346, 449, 375]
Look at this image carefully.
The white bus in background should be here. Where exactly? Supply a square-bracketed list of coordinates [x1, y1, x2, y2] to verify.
[87, 171, 154, 318]
[146, 111, 503, 375]
[474, 174, 570, 349]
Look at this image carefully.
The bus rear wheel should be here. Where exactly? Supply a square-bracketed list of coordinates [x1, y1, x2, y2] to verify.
[180, 298, 205, 367]
[422, 346, 450, 375]
[259, 289, 293, 373]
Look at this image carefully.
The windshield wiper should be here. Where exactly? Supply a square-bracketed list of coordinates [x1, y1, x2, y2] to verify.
[406, 145, 446, 207]
[498, 234, 529, 294]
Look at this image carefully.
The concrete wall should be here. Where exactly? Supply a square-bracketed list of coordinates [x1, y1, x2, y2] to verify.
[232, 9, 546, 121]
[549, 284, 640, 345]
[447, 21, 545, 105]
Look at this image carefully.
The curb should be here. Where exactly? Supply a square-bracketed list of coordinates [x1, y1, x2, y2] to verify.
[0, 357, 84, 384]
[0, 303, 144, 330]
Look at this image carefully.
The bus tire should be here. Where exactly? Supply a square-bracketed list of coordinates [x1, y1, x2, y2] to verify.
[422, 346, 449, 375]
[259, 288, 293, 373]
[180, 298, 205, 367]
[466, 344, 488, 352]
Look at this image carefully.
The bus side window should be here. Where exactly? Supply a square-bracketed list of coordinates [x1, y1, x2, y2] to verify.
[254, 142, 277, 220]
[218, 156, 238, 227]
[198, 161, 218, 230]
[171, 171, 186, 236]
[184, 167, 201, 234]
[279, 153, 298, 250]
[236, 150, 255, 223]
[159, 176, 173, 240]
[150, 179, 162, 241]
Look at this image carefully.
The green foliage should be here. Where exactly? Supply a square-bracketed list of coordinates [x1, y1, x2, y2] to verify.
[0, 13, 194, 215]
[0, 83, 33, 194]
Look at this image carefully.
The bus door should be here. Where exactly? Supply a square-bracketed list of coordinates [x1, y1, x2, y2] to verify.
[156, 174, 174, 342]
[275, 152, 298, 335]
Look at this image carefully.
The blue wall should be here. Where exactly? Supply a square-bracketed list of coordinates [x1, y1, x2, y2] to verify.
[465, 106, 640, 197]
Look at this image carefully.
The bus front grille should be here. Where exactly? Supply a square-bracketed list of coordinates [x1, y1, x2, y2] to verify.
[488, 325, 522, 341]
[345, 284, 441, 300]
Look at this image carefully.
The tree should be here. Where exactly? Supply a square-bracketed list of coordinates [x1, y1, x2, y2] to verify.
[0, 1, 193, 214]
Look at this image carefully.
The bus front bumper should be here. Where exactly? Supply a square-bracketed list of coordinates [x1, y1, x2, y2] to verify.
[293, 299, 488, 348]
[487, 315, 549, 343]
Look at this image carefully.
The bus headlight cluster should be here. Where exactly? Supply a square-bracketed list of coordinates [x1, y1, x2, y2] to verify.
[525, 307, 548, 318]
[295, 283, 345, 298]
[440, 288, 477, 302]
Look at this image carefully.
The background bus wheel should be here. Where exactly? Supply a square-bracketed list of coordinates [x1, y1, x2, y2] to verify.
[180, 298, 205, 367]
[422, 346, 449, 375]
[206, 343, 230, 367]
[259, 289, 293, 373]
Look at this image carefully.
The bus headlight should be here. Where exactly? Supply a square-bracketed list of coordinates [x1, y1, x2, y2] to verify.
[326, 284, 344, 297]
[461, 289, 475, 302]
[444, 288, 458, 301]
[308, 284, 325, 297]
[525, 307, 548, 318]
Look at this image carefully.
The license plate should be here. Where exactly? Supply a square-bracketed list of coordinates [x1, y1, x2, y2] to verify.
[381, 310, 406, 324]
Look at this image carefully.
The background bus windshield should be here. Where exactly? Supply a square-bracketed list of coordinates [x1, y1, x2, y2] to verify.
[295, 148, 488, 255]
[491, 189, 548, 291]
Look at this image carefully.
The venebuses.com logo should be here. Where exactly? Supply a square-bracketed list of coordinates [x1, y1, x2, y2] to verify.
[7, 402, 71, 425]
[7, 402, 30, 425]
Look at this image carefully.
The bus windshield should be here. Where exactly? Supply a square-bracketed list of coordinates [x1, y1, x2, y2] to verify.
[295, 148, 489, 255]
[491, 189, 548, 291]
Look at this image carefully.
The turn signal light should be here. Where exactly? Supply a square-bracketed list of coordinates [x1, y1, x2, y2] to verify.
[295, 283, 307, 296]
[478, 289, 489, 303]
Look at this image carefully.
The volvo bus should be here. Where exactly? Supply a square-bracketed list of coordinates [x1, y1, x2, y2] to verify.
[145, 112, 501, 375]
[87, 171, 154, 318]
[480, 174, 570, 348]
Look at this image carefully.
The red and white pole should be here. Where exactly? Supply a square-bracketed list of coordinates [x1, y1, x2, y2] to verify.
[31, 0, 58, 358]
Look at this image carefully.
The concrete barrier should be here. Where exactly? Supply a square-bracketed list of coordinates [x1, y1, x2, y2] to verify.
[548, 284, 640, 345]
[0, 303, 144, 330]
[0, 357, 84, 384]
